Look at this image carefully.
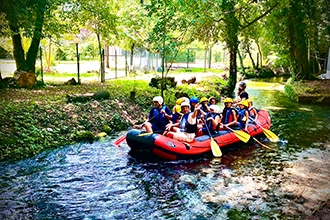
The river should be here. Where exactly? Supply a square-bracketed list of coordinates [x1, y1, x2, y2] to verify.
[1, 79, 329, 219]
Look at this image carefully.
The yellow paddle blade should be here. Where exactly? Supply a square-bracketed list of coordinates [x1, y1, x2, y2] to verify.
[210, 138, 222, 157]
[262, 128, 279, 142]
[233, 130, 251, 143]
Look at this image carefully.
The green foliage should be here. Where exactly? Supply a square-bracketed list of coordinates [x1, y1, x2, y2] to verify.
[244, 67, 276, 79]
[76, 131, 96, 143]
[284, 78, 301, 101]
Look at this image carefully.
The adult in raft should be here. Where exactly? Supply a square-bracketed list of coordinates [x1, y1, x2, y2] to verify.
[234, 81, 249, 105]
[138, 96, 172, 133]
[164, 101, 200, 142]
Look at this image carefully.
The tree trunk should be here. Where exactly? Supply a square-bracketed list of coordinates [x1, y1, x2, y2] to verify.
[288, 1, 310, 80]
[25, 6, 44, 72]
[223, 0, 239, 96]
[238, 48, 246, 76]
[228, 43, 238, 96]
[97, 33, 105, 82]
[246, 45, 256, 70]
[130, 43, 135, 73]
[11, 28, 27, 71]
[257, 43, 262, 67]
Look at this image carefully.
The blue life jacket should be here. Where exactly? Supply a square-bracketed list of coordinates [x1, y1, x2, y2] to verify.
[222, 107, 236, 124]
[149, 105, 170, 126]
[237, 108, 249, 125]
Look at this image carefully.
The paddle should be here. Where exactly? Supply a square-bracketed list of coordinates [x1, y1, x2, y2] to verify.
[225, 126, 251, 143]
[249, 117, 279, 142]
[204, 119, 222, 157]
[113, 134, 126, 146]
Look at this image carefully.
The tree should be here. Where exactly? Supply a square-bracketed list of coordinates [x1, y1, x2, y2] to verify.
[1, 0, 47, 72]
[180, 0, 278, 94]
[0, 0, 71, 73]
[266, 0, 330, 80]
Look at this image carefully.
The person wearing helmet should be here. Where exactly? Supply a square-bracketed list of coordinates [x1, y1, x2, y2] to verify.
[164, 101, 200, 142]
[200, 104, 222, 135]
[236, 100, 250, 131]
[234, 81, 249, 105]
[198, 96, 210, 118]
[190, 96, 199, 112]
[219, 97, 238, 130]
[171, 104, 183, 124]
[138, 96, 172, 133]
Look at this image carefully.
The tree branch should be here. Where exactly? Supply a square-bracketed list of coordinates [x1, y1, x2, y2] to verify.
[241, 2, 280, 29]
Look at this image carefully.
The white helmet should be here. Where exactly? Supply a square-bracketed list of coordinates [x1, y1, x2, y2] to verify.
[209, 105, 220, 114]
[181, 101, 190, 108]
[153, 96, 163, 105]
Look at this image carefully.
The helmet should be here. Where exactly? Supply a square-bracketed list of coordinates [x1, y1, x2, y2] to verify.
[223, 97, 233, 103]
[209, 105, 220, 114]
[238, 100, 249, 107]
[181, 101, 190, 108]
[176, 97, 189, 105]
[183, 97, 190, 103]
[173, 105, 181, 113]
[239, 81, 246, 89]
[200, 97, 208, 103]
[190, 96, 199, 103]
[176, 97, 185, 105]
[153, 96, 163, 105]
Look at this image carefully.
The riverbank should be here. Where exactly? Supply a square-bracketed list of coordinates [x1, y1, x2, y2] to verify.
[286, 79, 330, 104]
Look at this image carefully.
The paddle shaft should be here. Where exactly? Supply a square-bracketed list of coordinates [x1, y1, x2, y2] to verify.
[113, 134, 126, 146]
[251, 136, 273, 150]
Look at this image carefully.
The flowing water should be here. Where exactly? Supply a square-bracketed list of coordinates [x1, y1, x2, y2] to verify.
[1, 79, 330, 219]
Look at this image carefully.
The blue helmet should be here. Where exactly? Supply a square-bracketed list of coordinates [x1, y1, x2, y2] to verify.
[190, 96, 199, 103]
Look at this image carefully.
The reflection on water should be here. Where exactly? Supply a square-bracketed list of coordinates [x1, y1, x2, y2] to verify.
[1, 79, 330, 219]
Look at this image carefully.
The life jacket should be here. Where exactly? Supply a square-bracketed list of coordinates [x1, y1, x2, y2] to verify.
[171, 113, 181, 123]
[222, 107, 236, 124]
[237, 108, 249, 124]
[200, 104, 209, 113]
[180, 113, 197, 133]
[204, 112, 221, 132]
[149, 106, 169, 125]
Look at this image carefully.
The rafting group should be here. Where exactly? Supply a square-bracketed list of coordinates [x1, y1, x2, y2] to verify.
[137, 82, 257, 141]
[115, 82, 279, 160]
